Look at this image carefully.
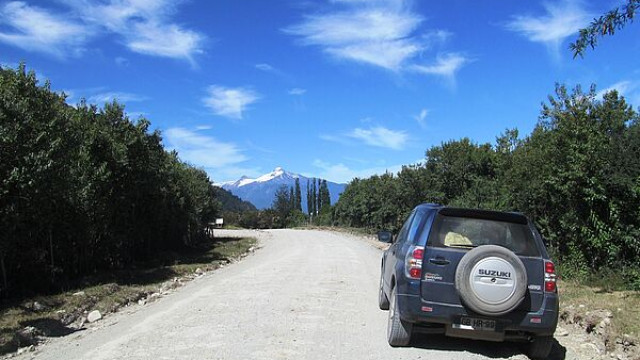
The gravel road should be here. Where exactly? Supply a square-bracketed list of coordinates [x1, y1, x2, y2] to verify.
[17, 229, 575, 360]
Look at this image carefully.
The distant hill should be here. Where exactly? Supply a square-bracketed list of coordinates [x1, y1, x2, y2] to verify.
[215, 167, 346, 210]
[213, 186, 257, 212]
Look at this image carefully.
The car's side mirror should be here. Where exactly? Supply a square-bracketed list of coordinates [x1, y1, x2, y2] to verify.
[377, 230, 393, 243]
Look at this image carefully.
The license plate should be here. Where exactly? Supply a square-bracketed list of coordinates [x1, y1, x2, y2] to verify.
[456, 317, 496, 331]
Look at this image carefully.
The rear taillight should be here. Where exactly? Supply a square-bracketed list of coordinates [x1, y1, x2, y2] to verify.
[405, 246, 424, 280]
[544, 260, 557, 292]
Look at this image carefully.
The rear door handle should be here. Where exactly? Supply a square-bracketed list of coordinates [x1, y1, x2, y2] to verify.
[429, 258, 450, 266]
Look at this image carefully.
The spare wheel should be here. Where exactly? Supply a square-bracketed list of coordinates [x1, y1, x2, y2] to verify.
[455, 245, 527, 316]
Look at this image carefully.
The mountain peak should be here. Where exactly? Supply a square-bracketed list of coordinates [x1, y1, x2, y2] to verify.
[218, 168, 346, 210]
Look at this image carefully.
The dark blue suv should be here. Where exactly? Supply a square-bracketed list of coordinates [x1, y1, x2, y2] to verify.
[378, 204, 558, 359]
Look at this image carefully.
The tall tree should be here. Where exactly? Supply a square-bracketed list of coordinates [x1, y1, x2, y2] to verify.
[294, 178, 302, 212]
[306, 179, 312, 215]
[311, 178, 317, 215]
[272, 185, 292, 227]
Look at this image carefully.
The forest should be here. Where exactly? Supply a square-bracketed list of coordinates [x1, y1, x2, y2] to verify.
[0, 65, 220, 298]
[333, 84, 640, 285]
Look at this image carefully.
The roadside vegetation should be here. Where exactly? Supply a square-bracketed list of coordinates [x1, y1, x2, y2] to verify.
[223, 178, 335, 229]
[0, 235, 256, 355]
[332, 85, 640, 290]
[0, 64, 222, 301]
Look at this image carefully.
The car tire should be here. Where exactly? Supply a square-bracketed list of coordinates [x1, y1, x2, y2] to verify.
[526, 335, 554, 359]
[455, 245, 527, 316]
[378, 272, 390, 310]
[387, 286, 412, 347]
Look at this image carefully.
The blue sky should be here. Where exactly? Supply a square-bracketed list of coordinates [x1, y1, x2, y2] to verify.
[1, 0, 639, 184]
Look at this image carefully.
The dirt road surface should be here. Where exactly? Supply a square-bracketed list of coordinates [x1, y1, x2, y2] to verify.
[16, 229, 578, 360]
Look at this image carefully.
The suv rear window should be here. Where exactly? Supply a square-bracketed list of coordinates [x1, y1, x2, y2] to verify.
[428, 215, 540, 257]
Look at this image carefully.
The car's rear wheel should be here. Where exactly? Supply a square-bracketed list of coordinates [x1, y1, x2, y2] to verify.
[378, 272, 389, 310]
[526, 335, 554, 359]
[387, 286, 412, 347]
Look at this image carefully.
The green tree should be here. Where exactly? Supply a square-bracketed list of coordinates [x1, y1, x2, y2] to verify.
[272, 185, 292, 228]
[571, 0, 640, 57]
[294, 178, 302, 212]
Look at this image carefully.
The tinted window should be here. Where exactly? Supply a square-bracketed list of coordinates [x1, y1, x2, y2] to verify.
[406, 210, 427, 244]
[395, 211, 415, 244]
[428, 215, 540, 256]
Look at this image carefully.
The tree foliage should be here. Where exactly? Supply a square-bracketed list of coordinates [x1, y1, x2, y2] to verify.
[334, 84, 640, 283]
[571, 0, 640, 57]
[0, 64, 220, 297]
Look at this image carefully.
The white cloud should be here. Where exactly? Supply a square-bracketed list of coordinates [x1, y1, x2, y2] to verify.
[164, 127, 248, 170]
[127, 22, 203, 64]
[414, 108, 428, 129]
[348, 126, 408, 150]
[285, 8, 422, 71]
[0, 1, 89, 58]
[597, 80, 633, 99]
[505, 0, 592, 55]
[0, 1, 204, 63]
[311, 159, 404, 183]
[284, 0, 470, 79]
[321, 125, 409, 150]
[597, 80, 640, 106]
[203, 85, 261, 120]
[288, 88, 307, 95]
[255, 63, 275, 72]
[410, 53, 469, 80]
[87, 91, 148, 104]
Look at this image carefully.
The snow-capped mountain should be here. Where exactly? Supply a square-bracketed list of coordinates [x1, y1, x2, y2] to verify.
[216, 167, 346, 210]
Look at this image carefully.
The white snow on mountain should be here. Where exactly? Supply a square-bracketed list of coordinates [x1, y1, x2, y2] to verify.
[215, 167, 346, 210]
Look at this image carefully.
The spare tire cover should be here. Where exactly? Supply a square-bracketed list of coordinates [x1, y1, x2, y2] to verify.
[455, 245, 527, 316]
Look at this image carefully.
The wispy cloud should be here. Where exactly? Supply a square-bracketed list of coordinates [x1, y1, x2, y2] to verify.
[255, 63, 275, 72]
[322, 125, 408, 150]
[87, 91, 148, 104]
[164, 127, 248, 169]
[284, 0, 470, 79]
[288, 88, 307, 95]
[597, 80, 640, 106]
[505, 0, 592, 57]
[349, 126, 408, 150]
[202, 85, 261, 120]
[0, 1, 204, 63]
[71, 0, 204, 64]
[0, 1, 89, 58]
[410, 53, 470, 80]
[414, 109, 428, 129]
[311, 159, 404, 183]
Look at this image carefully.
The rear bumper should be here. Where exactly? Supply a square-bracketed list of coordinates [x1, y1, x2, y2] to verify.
[396, 292, 559, 337]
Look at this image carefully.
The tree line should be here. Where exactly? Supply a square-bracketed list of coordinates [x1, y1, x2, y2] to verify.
[334, 84, 640, 285]
[223, 177, 334, 229]
[0, 64, 220, 297]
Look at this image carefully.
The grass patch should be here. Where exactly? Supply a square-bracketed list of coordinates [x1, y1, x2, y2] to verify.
[559, 279, 640, 341]
[0, 236, 257, 355]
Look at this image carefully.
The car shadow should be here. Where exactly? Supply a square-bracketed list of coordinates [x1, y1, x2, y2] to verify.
[410, 333, 567, 359]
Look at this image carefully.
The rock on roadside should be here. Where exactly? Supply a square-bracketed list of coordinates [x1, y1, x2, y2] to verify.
[87, 310, 102, 323]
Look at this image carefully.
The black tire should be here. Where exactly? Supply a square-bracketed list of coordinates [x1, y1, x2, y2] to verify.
[378, 272, 390, 310]
[527, 335, 554, 359]
[387, 286, 412, 347]
[455, 245, 527, 316]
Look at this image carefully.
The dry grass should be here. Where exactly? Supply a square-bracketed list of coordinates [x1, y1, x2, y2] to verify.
[559, 279, 640, 340]
[0, 236, 257, 355]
